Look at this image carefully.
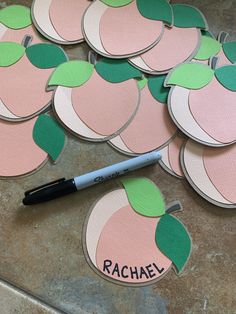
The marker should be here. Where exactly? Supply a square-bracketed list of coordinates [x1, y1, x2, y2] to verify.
[23, 151, 161, 205]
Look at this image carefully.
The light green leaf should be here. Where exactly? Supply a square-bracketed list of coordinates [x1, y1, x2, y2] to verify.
[33, 114, 66, 162]
[148, 75, 170, 103]
[100, 0, 133, 7]
[137, 0, 173, 25]
[194, 36, 222, 60]
[26, 44, 68, 69]
[121, 178, 165, 217]
[137, 77, 147, 90]
[0, 42, 25, 67]
[0, 5, 31, 29]
[165, 63, 214, 89]
[155, 214, 191, 273]
[215, 65, 236, 92]
[172, 4, 207, 29]
[222, 42, 236, 63]
[95, 58, 142, 83]
[48, 60, 94, 87]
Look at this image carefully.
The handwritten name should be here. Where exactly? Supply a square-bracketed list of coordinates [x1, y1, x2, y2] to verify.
[103, 260, 165, 280]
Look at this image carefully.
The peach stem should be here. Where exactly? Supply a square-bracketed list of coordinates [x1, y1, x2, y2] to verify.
[166, 201, 182, 214]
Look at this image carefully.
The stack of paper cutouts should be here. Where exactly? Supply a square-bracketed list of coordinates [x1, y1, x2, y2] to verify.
[84, 178, 192, 286]
[1, 0, 236, 204]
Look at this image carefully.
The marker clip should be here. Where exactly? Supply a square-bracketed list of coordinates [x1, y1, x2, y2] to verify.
[24, 178, 66, 196]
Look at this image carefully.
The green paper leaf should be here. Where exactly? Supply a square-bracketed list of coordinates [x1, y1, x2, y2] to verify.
[0, 5, 31, 29]
[155, 214, 191, 273]
[0, 42, 25, 67]
[48, 60, 94, 87]
[137, 77, 148, 90]
[95, 58, 142, 83]
[33, 114, 66, 162]
[172, 4, 207, 29]
[121, 178, 165, 217]
[222, 42, 236, 63]
[215, 65, 236, 91]
[26, 44, 68, 69]
[137, 0, 173, 25]
[100, 0, 133, 7]
[148, 75, 170, 103]
[165, 63, 214, 89]
[194, 36, 222, 60]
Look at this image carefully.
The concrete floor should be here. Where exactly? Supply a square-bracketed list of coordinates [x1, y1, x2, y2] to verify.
[0, 0, 236, 313]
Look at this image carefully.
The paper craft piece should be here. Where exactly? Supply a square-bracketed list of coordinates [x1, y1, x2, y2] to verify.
[32, 0, 90, 44]
[148, 75, 170, 103]
[83, 178, 192, 285]
[128, 4, 208, 74]
[155, 214, 191, 273]
[182, 140, 236, 208]
[26, 43, 67, 69]
[222, 42, 236, 64]
[33, 114, 65, 162]
[48, 60, 94, 87]
[100, 0, 133, 7]
[167, 62, 236, 146]
[99, 1, 164, 57]
[121, 178, 165, 217]
[159, 134, 185, 178]
[166, 62, 214, 89]
[0, 118, 47, 177]
[52, 60, 140, 140]
[171, 4, 207, 29]
[0, 5, 43, 45]
[0, 42, 67, 121]
[189, 76, 236, 143]
[194, 35, 222, 60]
[131, 27, 200, 74]
[95, 58, 141, 83]
[168, 86, 223, 146]
[215, 65, 236, 91]
[109, 84, 177, 155]
[136, 0, 173, 25]
[0, 42, 25, 66]
[83, 0, 164, 58]
[0, 5, 31, 29]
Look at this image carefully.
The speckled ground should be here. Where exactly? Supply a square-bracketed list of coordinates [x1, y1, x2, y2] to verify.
[0, 0, 236, 313]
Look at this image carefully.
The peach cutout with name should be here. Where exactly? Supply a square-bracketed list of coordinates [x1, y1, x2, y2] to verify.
[96, 205, 172, 283]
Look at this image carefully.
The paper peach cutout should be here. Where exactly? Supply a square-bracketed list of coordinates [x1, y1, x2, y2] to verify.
[168, 86, 223, 146]
[182, 140, 232, 206]
[49, 0, 89, 42]
[130, 26, 200, 74]
[72, 71, 140, 136]
[0, 55, 52, 120]
[99, 1, 163, 57]
[109, 85, 176, 155]
[0, 118, 47, 177]
[96, 205, 172, 284]
[203, 145, 236, 203]
[189, 77, 236, 144]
